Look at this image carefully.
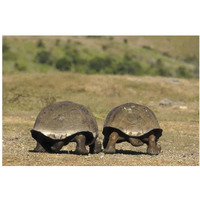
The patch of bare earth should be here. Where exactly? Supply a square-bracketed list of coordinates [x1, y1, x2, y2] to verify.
[2, 73, 199, 166]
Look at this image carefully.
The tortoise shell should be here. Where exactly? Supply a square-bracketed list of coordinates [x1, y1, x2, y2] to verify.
[32, 101, 98, 144]
[103, 103, 162, 138]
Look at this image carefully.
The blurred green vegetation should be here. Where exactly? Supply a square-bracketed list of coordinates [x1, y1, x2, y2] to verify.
[2, 36, 199, 78]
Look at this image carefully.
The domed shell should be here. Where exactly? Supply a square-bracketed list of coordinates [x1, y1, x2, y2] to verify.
[103, 103, 162, 137]
[32, 101, 98, 144]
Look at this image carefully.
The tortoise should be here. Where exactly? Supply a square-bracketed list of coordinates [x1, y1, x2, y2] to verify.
[31, 101, 101, 155]
[103, 103, 162, 155]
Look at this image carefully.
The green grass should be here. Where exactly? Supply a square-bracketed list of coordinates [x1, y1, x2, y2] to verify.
[3, 36, 199, 78]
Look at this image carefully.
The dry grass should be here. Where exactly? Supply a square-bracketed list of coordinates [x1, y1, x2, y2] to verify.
[2, 72, 199, 166]
[4, 35, 199, 58]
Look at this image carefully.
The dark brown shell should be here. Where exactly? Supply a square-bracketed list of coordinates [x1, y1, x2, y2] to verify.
[32, 101, 98, 142]
[103, 103, 162, 137]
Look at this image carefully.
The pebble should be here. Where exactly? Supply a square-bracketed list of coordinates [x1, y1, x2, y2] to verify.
[127, 77, 141, 82]
[168, 78, 180, 83]
[164, 139, 170, 142]
[159, 98, 174, 106]
[179, 106, 188, 110]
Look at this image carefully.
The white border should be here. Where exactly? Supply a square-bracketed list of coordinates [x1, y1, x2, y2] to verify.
[1, 0, 200, 200]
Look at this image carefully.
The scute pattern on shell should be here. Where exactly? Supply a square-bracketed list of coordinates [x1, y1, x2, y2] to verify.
[103, 103, 162, 137]
[32, 101, 98, 141]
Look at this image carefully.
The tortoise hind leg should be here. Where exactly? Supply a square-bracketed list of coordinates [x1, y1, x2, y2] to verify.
[73, 134, 89, 155]
[146, 134, 161, 155]
[103, 132, 119, 154]
[89, 139, 102, 154]
[33, 140, 64, 153]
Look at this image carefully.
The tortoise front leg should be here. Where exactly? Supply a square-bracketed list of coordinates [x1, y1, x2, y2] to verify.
[33, 140, 64, 153]
[31, 130, 53, 152]
[104, 132, 119, 154]
[33, 142, 47, 152]
[73, 134, 89, 155]
[128, 137, 144, 146]
[147, 134, 161, 155]
[50, 141, 65, 153]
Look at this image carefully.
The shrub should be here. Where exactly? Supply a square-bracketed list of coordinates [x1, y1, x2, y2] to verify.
[176, 66, 190, 78]
[88, 56, 113, 73]
[162, 52, 171, 57]
[124, 52, 133, 61]
[102, 45, 108, 51]
[193, 65, 199, 78]
[156, 59, 171, 76]
[115, 53, 142, 75]
[55, 39, 60, 46]
[35, 51, 52, 64]
[184, 56, 198, 65]
[37, 39, 45, 48]
[3, 42, 10, 53]
[142, 45, 152, 50]
[14, 62, 27, 71]
[116, 60, 142, 75]
[3, 51, 17, 61]
[123, 38, 128, 44]
[64, 41, 85, 65]
[68, 50, 81, 65]
[3, 41, 17, 61]
[55, 57, 72, 71]
[150, 59, 172, 77]
[157, 66, 172, 76]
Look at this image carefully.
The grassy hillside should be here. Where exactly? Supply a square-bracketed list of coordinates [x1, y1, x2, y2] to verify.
[2, 36, 199, 78]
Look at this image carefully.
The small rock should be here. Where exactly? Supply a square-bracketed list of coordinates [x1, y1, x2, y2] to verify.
[11, 137, 20, 141]
[179, 106, 188, 110]
[159, 98, 174, 106]
[127, 77, 141, 82]
[168, 78, 180, 83]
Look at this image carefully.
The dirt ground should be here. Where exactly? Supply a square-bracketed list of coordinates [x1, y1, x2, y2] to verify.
[2, 73, 199, 166]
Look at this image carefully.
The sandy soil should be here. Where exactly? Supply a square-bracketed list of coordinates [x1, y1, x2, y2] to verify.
[2, 73, 199, 166]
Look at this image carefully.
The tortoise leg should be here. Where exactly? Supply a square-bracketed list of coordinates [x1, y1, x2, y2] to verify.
[89, 139, 102, 154]
[31, 130, 53, 152]
[128, 137, 144, 146]
[74, 134, 89, 155]
[50, 141, 65, 153]
[104, 132, 119, 154]
[147, 134, 161, 155]
[33, 142, 47, 152]
[103, 134, 109, 149]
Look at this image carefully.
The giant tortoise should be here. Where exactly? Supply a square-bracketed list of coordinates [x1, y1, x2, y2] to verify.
[31, 101, 101, 155]
[103, 103, 162, 155]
